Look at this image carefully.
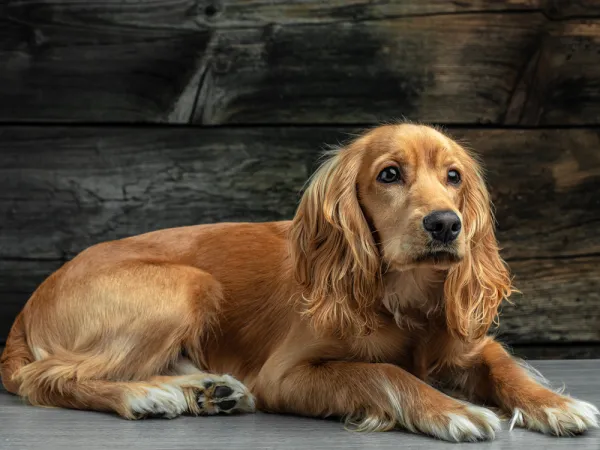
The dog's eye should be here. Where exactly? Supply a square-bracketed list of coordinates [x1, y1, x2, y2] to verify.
[447, 169, 461, 185]
[377, 166, 402, 184]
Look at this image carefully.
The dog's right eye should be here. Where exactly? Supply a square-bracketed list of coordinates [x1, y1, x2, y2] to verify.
[377, 166, 402, 184]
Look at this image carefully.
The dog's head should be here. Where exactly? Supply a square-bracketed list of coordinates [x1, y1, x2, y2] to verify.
[290, 123, 512, 341]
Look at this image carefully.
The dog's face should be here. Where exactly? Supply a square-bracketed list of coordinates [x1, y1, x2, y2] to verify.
[357, 124, 469, 270]
[291, 123, 512, 340]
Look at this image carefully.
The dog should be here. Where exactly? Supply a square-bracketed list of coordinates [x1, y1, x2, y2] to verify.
[2, 123, 598, 441]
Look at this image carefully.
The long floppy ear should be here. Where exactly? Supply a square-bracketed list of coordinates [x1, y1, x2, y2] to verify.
[444, 150, 513, 341]
[289, 148, 381, 338]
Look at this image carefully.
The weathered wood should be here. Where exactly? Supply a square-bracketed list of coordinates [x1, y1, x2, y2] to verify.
[7, 1, 597, 32]
[510, 344, 600, 360]
[0, 9, 212, 123]
[498, 256, 600, 343]
[199, 0, 545, 25]
[505, 21, 600, 125]
[0, 126, 322, 260]
[0, 1, 556, 30]
[449, 127, 600, 260]
[193, 13, 545, 125]
[2, 1, 600, 124]
[544, 0, 600, 19]
[1, 126, 599, 344]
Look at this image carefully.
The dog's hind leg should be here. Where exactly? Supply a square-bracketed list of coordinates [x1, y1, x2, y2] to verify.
[14, 352, 254, 418]
[5, 262, 254, 418]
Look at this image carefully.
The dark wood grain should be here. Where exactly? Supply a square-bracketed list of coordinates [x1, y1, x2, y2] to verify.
[510, 344, 600, 360]
[504, 21, 600, 125]
[192, 13, 544, 125]
[1, 126, 599, 344]
[0, 126, 324, 260]
[544, 0, 600, 19]
[0, 4, 211, 123]
[498, 256, 600, 343]
[7, 1, 597, 34]
[206, 1, 600, 24]
[2, 1, 600, 124]
[448, 127, 600, 260]
[0, 1, 555, 32]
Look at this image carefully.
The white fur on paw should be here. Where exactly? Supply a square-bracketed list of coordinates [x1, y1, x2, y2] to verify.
[441, 406, 500, 442]
[510, 398, 600, 435]
[128, 384, 187, 419]
[509, 408, 524, 431]
[358, 380, 499, 441]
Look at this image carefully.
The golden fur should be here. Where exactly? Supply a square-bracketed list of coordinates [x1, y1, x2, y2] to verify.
[1, 124, 598, 441]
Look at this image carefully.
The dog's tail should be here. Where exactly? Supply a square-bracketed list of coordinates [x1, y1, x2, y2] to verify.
[1, 312, 34, 394]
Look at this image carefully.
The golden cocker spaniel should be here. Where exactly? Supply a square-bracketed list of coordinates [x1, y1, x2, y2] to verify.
[2, 124, 598, 441]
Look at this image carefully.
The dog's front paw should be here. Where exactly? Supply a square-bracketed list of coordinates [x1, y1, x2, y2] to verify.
[422, 403, 500, 442]
[127, 374, 255, 419]
[348, 386, 500, 442]
[509, 394, 599, 436]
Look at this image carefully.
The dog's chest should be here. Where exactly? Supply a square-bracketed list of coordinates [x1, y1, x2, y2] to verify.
[346, 270, 449, 374]
[381, 269, 445, 331]
[347, 315, 441, 371]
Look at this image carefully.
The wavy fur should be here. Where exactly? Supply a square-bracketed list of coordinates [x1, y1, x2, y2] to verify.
[2, 123, 596, 442]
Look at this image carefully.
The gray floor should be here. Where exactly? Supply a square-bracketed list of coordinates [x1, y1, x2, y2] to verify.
[1, 360, 599, 449]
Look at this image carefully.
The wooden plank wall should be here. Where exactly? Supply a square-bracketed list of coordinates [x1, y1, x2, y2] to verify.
[1, 0, 599, 358]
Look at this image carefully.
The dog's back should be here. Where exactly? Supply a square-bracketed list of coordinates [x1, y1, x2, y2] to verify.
[0, 221, 293, 416]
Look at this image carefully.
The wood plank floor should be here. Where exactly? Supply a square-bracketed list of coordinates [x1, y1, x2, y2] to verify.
[1, 360, 599, 449]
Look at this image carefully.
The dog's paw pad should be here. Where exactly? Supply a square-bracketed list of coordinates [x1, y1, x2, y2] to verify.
[183, 374, 256, 415]
[214, 385, 234, 399]
[216, 399, 238, 411]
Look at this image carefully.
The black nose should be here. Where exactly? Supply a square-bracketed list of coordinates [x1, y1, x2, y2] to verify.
[423, 210, 462, 244]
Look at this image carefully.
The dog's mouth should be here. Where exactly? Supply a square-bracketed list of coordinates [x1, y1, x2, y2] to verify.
[414, 249, 461, 266]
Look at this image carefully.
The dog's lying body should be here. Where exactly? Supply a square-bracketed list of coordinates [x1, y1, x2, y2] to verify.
[1, 124, 598, 441]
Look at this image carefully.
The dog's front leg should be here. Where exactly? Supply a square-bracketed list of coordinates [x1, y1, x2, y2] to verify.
[255, 360, 499, 442]
[464, 338, 599, 435]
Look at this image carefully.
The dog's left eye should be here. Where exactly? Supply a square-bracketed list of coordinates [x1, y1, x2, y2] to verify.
[447, 169, 461, 185]
[377, 166, 402, 183]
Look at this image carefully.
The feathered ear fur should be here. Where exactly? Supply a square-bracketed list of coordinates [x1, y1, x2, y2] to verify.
[289, 147, 381, 337]
[444, 147, 513, 341]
